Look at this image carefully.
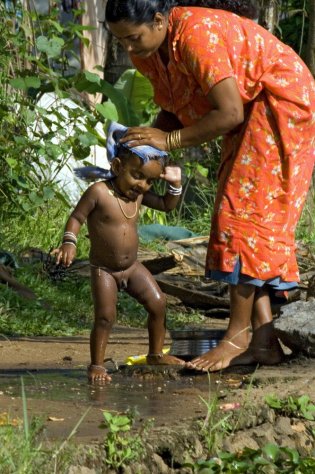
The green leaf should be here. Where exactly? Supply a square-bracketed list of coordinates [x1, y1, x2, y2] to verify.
[262, 443, 279, 462]
[102, 411, 113, 423]
[28, 192, 44, 206]
[78, 132, 99, 147]
[265, 394, 282, 409]
[36, 35, 64, 58]
[282, 446, 300, 464]
[48, 19, 64, 33]
[10, 76, 41, 90]
[74, 72, 139, 126]
[84, 71, 101, 84]
[5, 157, 18, 168]
[114, 69, 153, 122]
[43, 186, 55, 201]
[95, 102, 119, 122]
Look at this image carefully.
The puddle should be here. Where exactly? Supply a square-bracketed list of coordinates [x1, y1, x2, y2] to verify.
[0, 367, 246, 423]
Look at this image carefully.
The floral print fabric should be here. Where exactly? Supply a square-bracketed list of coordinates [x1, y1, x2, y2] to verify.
[131, 7, 315, 281]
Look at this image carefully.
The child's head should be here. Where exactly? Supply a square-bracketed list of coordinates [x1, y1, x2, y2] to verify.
[107, 122, 168, 200]
[74, 121, 168, 184]
[111, 147, 166, 201]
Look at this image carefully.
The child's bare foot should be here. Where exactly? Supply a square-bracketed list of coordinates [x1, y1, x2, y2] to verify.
[88, 364, 112, 384]
[146, 353, 186, 366]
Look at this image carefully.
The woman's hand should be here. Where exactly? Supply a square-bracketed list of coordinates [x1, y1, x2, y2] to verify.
[51, 244, 76, 267]
[119, 126, 169, 151]
[160, 165, 181, 188]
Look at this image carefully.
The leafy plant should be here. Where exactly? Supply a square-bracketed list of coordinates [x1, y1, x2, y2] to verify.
[197, 374, 233, 456]
[185, 443, 315, 473]
[0, 2, 156, 214]
[265, 394, 315, 421]
[100, 409, 149, 470]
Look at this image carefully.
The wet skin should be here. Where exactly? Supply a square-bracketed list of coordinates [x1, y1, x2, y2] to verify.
[107, 17, 284, 373]
[186, 285, 285, 372]
[53, 154, 185, 384]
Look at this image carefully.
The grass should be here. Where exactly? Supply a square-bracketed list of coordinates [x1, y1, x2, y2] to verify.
[0, 186, 314, 338]
[0, 197, 210, 337]
[0, 378, 91, 474]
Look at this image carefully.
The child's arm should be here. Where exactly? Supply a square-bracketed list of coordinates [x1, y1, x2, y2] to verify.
[51, 185, 98, 266]
[142, 165, 182, 212]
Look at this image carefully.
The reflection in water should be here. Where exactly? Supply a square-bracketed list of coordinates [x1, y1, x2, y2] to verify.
[0, 367, 248, 422]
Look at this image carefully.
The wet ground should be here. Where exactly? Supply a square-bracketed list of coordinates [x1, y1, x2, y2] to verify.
[1, 325, 315, 443]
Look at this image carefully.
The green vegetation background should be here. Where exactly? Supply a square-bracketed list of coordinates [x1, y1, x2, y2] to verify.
[0, 0, 314, 337]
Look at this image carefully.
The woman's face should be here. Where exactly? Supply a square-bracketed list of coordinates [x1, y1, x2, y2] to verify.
[108, 14, 167, 58]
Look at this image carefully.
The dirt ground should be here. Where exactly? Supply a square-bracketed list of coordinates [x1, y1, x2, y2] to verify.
[1, 319, 315, 450]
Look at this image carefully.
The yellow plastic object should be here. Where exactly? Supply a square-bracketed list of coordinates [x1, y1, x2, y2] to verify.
[125, 347, 170, 365]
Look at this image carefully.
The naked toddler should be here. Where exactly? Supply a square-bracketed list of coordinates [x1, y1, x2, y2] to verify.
[53, 122, 185, 383]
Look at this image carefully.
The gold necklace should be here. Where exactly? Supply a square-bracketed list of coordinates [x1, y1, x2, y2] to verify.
[116, 196, 138, 219]
[108, 181, 138, 219]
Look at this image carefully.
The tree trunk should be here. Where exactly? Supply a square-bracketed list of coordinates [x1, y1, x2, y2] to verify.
[258, 0, 279, 32]
[103, 34, 132, 85]
[305, 0, 315, 76]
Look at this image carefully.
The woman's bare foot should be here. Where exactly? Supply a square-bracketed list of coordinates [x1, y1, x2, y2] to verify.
[186, 338, 285, 372]
[146, 353, 186, 366]
[186, 339, 249, 372]
[186, 325, 251, 372]
[250, 339, 285, 365]
[88, 364, 112, 384]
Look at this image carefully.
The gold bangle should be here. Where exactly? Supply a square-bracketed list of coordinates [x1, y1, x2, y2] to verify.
[166, 132, 172, 151]
[166, 130, 182, 151]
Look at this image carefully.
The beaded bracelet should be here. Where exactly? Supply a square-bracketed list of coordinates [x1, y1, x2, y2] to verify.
[62, 240, 77, 247]
[63, 231, 77, 242]
[167, 183, 182, 196]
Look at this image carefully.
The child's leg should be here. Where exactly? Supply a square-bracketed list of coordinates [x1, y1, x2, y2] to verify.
[187, 283, 255, 371]
[127, 262, 185, 365]
[249, 288, 284, 364]
[88, 267, 118, 383]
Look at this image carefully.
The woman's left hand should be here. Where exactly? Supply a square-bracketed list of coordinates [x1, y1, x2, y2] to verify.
[119, 126, 169, 151]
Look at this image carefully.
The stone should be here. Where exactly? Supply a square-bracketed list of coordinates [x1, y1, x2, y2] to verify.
[222, 433, 260, 453]
[274, 300, 315, 356]
[68, 467, 96, 474]
[252, 422, 276, 446]
[274, 416, 292, 436]
[151, 453, 171, 473]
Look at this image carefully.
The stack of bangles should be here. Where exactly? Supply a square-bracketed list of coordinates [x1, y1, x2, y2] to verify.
[166, 129, 181, 151]
[62, 231, 77, 247]
[167, 183, 182, 195]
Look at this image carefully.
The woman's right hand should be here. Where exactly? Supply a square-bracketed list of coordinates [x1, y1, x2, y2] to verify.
[119, 126, 169, 151]
[51, 244, 76, 267]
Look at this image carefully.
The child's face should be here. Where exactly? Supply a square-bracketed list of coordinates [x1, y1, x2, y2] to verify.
[114, 154, 163, 201]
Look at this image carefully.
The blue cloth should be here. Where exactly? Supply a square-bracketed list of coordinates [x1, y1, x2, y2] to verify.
[139, 224, 197, 242]
[209, 259, 297, 290]
[75, 121, 168, 181]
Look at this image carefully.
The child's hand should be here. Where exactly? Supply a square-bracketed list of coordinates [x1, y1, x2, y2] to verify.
[160, 165, 181, 187]
[51, 244, 76, 267]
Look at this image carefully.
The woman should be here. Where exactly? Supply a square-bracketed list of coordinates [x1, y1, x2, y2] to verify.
[105, 0, 315, 371]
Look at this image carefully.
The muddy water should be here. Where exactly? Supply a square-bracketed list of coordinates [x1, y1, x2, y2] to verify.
[0, 366, 246, 428]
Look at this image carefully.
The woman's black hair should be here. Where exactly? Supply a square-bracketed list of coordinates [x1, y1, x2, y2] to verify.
[105, 0, 258, 24]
